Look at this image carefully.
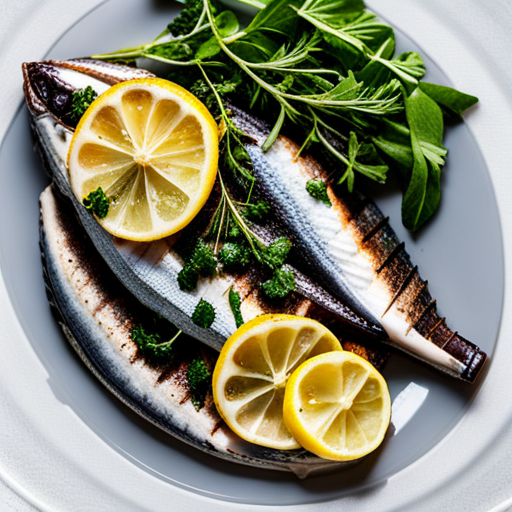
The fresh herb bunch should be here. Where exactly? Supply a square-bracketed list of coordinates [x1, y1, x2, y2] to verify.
[187, 356, 212, 410]
[93, 0, 478, 231]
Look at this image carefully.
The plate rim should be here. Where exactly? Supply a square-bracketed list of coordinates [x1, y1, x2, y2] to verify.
[0, 0, 511, 510]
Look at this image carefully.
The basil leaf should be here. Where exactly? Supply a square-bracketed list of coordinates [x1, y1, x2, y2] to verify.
[196, 37, 221, 60]
[244, 0, 303, 37]
[419, 82, 478, 118]
[216, 11, 240, 37]
[402, 87, 446, 230]
[195, 11, 239, 60]
[297, 0, 364, 27]
[372, 119, 414, 177]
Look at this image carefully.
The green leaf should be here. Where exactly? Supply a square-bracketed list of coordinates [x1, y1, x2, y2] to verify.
[306, 178, 331, 206]
[419, 82, 478, 117]
[195, 11, 239, 60]
[196, 37, 221, 60]
[361, 47, 425, 93]
[312, 71, 360, 101]
[147, 40, 194, 61]
[300, 8, 394, 68]
[401, 87, 447, 230]
[372, 119, 414, 176]
[336, 132, 387, 190]
[229, 32, 280, 62]
[244, 0, 303, 38]
[216, 10, 240, 37]
[297, 0, 365, 28]
[262, 103, 286, 151]
[229, 288, 244, 328]
[192, 299, 216, 328]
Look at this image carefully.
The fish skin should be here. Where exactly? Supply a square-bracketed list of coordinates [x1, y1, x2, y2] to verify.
[23, 58, 386, 351]
[229, 107, 486, 383]
[40, 184, 359, 477]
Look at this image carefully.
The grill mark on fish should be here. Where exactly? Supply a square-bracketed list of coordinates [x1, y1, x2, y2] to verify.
[376, 242, 405, 275]
[362, 216, 389, 244]
[382, 266, 418, 317]
[211, 420, 224, 436]
[427, 317, 446, 340]
[441, 331, 458, 350]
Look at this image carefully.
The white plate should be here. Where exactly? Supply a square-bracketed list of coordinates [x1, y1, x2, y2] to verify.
[0, 1, 511, 510]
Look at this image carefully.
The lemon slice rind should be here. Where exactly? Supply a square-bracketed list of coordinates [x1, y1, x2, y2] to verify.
[67, 78, 218, 241]
[283, 351, 391, 461]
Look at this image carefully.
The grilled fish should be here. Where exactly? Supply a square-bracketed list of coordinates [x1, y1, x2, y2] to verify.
[40, 184, 361, 477]
[230, 108, 486, 382]
[23, 58, 385, 350]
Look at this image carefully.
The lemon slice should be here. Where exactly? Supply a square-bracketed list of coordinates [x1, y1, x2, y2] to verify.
[67, 78, 218, 241]
[283, 351, 391, 461]
[212, 315, 343, 450]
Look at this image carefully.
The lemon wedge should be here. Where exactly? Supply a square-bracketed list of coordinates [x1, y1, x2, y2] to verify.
[67, 78, 218, 241]
[283, 351, 391, 461]
[212, 315, 343, 450]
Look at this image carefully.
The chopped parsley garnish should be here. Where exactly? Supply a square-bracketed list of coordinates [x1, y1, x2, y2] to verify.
[261, 238, 292, 270]
[131, 324, 181, 362]
[228, 287, 244, 328]
[192, 299, 216, 328]
[261, 267, 295, 299]
[82, 187, 110, 218]
[177, 240, 217, 291]
[177, 264, 199, 291]
[70, 86, 98, 122]
[306, 179, 332, 207]
[217, 241, 252, 271]
[187, 357, 211, 410]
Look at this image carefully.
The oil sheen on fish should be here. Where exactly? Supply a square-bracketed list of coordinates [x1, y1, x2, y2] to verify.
[23, 58, 386, 353]
[229, 108, 486, 383]
[40, 185, 360, 478]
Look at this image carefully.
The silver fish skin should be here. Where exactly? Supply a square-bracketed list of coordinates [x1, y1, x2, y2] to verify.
[230, 108, 486, 383]
[23, 58, 386, 352]
[40, 184, 353, 478]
